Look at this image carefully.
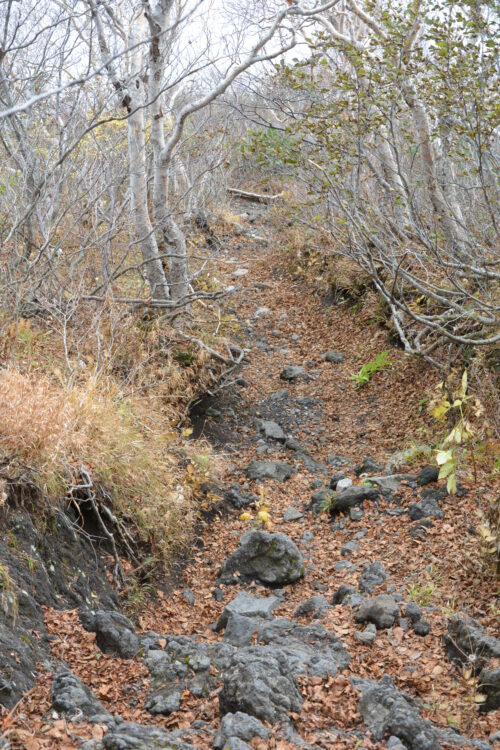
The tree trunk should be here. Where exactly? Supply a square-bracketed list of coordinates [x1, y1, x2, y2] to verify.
[405, 89, 468, 248]
[128, 36, 170, 302]
[147, 1, 189, 304]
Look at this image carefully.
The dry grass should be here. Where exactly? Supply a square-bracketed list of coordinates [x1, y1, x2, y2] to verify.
[0, 357, 215, 567]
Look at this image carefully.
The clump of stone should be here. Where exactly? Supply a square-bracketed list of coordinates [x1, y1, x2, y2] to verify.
[219, 530, 305, 586]
[79, 609, 139, 659]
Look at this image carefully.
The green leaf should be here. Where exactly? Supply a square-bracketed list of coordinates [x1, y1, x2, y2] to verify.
[447, 473, 457, 495]
[438, 461, 455, 479]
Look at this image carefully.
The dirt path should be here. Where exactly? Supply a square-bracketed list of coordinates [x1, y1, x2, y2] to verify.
[6, 212, 499, 749]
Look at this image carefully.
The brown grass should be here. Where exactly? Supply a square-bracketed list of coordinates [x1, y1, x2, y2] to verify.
[0, 362, 214, 567]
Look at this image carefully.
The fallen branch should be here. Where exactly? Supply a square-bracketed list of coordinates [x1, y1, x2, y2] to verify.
[228, 187, 283, 204]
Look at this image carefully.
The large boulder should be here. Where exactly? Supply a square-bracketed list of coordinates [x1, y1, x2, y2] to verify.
[328, 486, 379, 514]
[359, 561, 387, 594]
[355, 595, 399, 629]
[219, 645, 303, 724]
[259, 420, 286, 442]
[52, 669, 111, 723]
[215, 591, 280, 631]
[444, 615, 500, 670]
[83, 723, 199, 750]
[354, 676, 492, 750]
[219, 531, 305, 586]
[246, 460, 294, 482]
[213, 712, 269, 750]
[355, 674, 440, 749]
[144, 636, 214, 715]
[408, 497, 443, 521]
[256, 618, 350, 677]
[79, 609, 139, 659]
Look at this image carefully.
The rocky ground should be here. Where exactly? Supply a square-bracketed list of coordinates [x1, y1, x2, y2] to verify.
[1, 206, 499, 749]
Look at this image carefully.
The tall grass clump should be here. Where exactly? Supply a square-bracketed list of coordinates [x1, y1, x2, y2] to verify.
[0, 367, 207, 567]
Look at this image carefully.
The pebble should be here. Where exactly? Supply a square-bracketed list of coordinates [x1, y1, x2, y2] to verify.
[336, 477, 353, 491]
[350, 507, 364, 521]
[232, 268, 249, 279]
[283, 507, 303, 522]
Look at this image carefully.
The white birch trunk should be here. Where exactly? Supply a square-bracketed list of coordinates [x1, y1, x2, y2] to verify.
[147, 1, 188, 303]
[128, 29, 170, 301]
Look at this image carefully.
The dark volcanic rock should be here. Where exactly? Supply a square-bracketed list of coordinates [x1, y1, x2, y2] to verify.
[79, 609, 139, 659]
[355, 623, 377, 644]
[355, 595, 399, 629]
[219, 646, 303, 724]
[256, 618, 350, 677]
[329, 486, 379, 514]
[279, 365, 306, 381]
[214, 712, 269, 750]
[144, 636, 214, 715]
[408, 497, 443, 521]
[216, 591, 279, 631]
[332, 584, 357, 606]
[86, 723, 199, 749]
[444, 615, 500, 670]
[310, 488, 334, 514]
[219, 645, 303, 724]
[355, 457, 382, 476]
[416, 466, 439, 486]
[478, 667, 500, 712]
[294, 595, 330, 619]
[0, 620, 39, 709]
[246, 460, 294, 482]
[225, 485, 258, 510]
[222, 613, 263, 647]
[321, 350, 345, 364]
[359, 561, 387, 594]
[219, 530, 305, 586]
[413, 619, 431, 637]
[259, 420, 286, 442]
[52, 669, 111, 722]
[0, 509, 117, 708]
[355, 674, 440, 749]
[405, 601, 423, 623]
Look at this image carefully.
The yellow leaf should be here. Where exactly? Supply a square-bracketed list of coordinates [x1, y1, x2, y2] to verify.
[240, 512, 251, 521]
[257, 510, 270, 524]
[473, 693, 487, 704]
[182, 427, 193, 437]
[433, 402, 450, 420]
